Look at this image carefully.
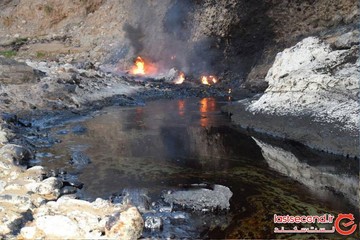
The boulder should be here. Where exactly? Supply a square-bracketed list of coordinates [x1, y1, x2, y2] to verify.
[0, 144, 32, 166]
[105, 206, 144, 240]
[144, 216, 163, 230]
[0, 194, 33, 211]
[34, 215, 84, 239]
[20, 198, 143, 239]
[329, 29, 360, 49]
[121, 188, 150, 213]
[163, 184, 232, 211]
[25, 177, 62, 200]
[0, 130, 7, 144]
[0, 125, 8, 144]
[69, 151, 91, 168]
[0, 57, 37, 84]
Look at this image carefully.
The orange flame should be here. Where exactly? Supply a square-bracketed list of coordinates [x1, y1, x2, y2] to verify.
[174, 72, 185, 84]
[201, 75, 218, 85]
[199, 98, 216, 127]
[178, 99, 185, 116]
[130, 56, 157, 76]
[131, 56, 145, 75]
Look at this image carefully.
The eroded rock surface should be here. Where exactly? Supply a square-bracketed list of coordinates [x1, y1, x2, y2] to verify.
[249, 36, 359, 131]
[223, 34, 359, 157]
[163, 184, 232, 211]
[0, 57, 37, 84]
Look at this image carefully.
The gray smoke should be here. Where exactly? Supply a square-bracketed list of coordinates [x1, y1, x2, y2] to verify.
[123, 23, 144, 54]
[114, 0, 222, 78]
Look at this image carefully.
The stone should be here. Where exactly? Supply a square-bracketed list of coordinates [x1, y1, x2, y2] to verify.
[163, 184, 233, 211]
[26, 196, 142, 239]
[0, 144, 32, 166]
[25, 166, 46, 182]
[332, 30, 360, 49]
[60, 186, 77, 195]
[0, 57, 37, 84]
[63, 63, 78, 73]
[66, 210, 100, 233]
[0, 130, 7, 144]
[19, 226, 41, 240]
[70, 151, 91, 168]
[145, 216, 163, 230]
[105, 206, 144, 240]
[1, 113, 17, 124]
[122, 188, 150, 213]
[0, 194, 33, 211]
[35, 215, 84, 239]
[0, 209, 24, 236]
[26, 177, 62, 200]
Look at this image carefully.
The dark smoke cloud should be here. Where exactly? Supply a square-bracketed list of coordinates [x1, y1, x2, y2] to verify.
[113, 0, 224, 78]
[123, 23, 144, 55]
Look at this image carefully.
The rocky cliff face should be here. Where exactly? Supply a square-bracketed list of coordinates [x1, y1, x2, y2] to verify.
[249, 36, 359, 131]
[0, 0, 358, 89]
[223, 34, 359, 157]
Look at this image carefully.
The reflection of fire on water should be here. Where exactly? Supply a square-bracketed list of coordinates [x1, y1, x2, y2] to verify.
[228, 88, 232, 101]
[199, 98, 216, 127]
[178, 99, 185, 116]
[201, 75, 218, 85]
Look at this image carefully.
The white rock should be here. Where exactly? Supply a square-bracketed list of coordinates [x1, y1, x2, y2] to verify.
[105, 206, 144, 239]
[25, 166, 46, 182]
[0, 130, 7, 144]
[35, 215, 84, 239]
[20, 226, 37, 239]
[249, 36, 359, 131]
[26, 177, 62, 200]
[145, 216, 163, 229]
[67, 210, 100, 233]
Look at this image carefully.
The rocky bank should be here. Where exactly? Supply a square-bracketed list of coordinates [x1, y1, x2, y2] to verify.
[0, 142, 143, 239]
[223, 33, 359, 157]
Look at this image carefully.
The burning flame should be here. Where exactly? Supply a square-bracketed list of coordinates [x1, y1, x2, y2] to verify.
[131, 56, 145, 75]
[174, 72, 185, 84]
[130, 56, 157, 76]
[201, 75, 218, 85]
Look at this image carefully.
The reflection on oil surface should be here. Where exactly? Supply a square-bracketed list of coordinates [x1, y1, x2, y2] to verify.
[35, 98, 359, 239]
